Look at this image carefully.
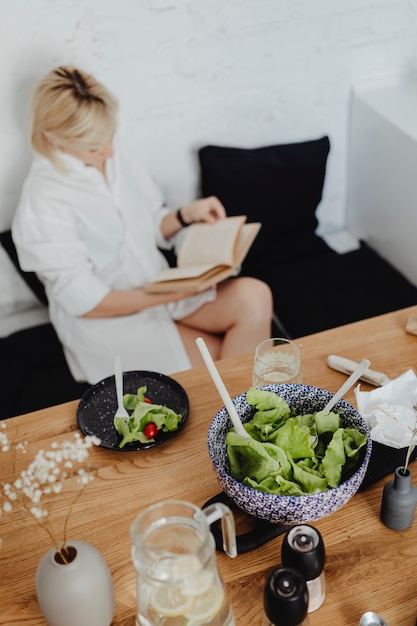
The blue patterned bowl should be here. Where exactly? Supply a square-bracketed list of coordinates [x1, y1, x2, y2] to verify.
[207, 384, 372, 524]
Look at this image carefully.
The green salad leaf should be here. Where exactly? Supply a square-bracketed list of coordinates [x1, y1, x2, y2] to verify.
[114, 386, 182, 448]
[226, 388, 367, 495]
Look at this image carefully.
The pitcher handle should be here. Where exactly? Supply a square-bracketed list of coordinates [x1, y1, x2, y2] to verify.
[203, 503, 237, 558]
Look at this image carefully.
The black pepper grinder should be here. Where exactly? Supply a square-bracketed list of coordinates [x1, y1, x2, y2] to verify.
[281, 525, 326, 613]
[263, 567, 309, 626]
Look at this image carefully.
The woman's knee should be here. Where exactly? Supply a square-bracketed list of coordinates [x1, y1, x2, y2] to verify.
[230, 277, 273, 318]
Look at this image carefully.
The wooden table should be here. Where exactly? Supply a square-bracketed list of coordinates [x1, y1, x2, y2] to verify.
[2, 305, 417, 626]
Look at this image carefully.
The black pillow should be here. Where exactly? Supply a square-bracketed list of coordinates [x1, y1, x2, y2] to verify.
[198, 137, 332, 273]
[0, 230, 48, 306]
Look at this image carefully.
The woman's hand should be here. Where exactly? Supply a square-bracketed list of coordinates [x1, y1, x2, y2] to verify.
[180, 196, 226, 225]
[161, 196, 226, 239]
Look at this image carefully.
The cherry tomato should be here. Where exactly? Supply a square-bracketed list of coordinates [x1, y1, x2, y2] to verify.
[144, 422, 158, 439]
[144, 397, 152, 404]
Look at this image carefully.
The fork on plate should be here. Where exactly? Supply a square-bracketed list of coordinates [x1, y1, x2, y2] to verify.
[114, 355, 129, 424]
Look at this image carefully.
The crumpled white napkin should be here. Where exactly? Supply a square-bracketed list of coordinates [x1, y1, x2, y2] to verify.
[354, 369, 417, 448]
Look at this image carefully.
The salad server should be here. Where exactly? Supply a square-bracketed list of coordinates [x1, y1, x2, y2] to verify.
[322, 358, 370, 413]
[196, 337, 251, 439]
[327, 354, 391, 387]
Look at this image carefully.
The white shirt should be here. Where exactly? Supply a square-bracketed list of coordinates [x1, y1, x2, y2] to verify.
[12, 136, 215, 383]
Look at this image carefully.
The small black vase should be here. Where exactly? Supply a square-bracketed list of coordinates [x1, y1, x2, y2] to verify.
[380, 466, 417, 530]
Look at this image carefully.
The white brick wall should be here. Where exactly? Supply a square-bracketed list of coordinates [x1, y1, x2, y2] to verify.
[1, 0, 417, 232]
[1, 0, 417, 329]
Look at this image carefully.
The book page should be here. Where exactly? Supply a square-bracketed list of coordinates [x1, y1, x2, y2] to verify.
[144, 264, 235, 293]
[148, 262, 220, 283]
[234, 222, 261, 265]
[177, 216, 246, 267]
[145, 215, 261, 292]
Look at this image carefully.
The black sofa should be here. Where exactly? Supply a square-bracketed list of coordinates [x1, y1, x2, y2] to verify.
[198, 136, 417, 338]
[2, 135, 417, 419]
[0, 231, 90, 419]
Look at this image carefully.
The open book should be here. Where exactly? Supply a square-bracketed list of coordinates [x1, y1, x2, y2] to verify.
[145, 215, 261, 293]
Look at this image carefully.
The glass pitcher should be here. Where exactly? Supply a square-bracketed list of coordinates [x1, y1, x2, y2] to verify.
[130, 499, 237, 626]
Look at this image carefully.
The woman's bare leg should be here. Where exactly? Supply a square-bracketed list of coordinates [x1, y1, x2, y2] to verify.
[175, 277, 273, 367]
[175, 324, 223, 365]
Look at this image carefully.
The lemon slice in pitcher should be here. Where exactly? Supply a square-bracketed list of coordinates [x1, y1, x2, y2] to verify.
[150, 584, 193, 617]
[184, 582, 224, 621]
[171, 554, 200, 580]
[181, 570, 213, 597]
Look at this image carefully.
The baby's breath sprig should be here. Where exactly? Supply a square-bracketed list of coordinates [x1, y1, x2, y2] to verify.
[0, 422, 100, 562]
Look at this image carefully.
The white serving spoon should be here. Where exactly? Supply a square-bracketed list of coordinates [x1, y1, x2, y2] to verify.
[323, 358, 371, 413]
[195, 337, 251, 439]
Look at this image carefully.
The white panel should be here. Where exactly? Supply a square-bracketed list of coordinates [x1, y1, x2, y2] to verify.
[347, 81, 417, 286]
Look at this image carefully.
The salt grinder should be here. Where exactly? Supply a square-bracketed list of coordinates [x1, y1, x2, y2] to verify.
[281, 525, 325, 613]
[380, 466, 417, 530]
[263, 566, 309, 626]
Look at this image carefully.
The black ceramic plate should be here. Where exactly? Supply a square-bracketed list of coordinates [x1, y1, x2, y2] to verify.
[76, 370, 189, 451]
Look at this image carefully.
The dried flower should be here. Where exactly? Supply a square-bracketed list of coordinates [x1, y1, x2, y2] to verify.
[1, 423, 100, 562]
[402, 405, 417, 475]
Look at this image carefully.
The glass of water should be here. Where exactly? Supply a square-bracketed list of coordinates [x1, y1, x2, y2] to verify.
[252, 337, 301, 386]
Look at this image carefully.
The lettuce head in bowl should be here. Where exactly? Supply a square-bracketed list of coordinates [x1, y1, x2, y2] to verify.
[207, 384, 372, 524]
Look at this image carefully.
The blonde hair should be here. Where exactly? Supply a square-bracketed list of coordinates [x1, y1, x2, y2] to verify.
[31, 66, 118, 170]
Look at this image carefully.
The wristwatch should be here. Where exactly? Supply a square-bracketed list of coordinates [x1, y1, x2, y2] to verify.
[176, 207, 189, 228]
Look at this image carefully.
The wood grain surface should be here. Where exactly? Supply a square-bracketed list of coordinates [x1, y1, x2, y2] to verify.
[2, 305, 417, 626]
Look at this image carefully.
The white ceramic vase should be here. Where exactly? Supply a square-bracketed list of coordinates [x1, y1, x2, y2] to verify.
[36, 540, 115, 626]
